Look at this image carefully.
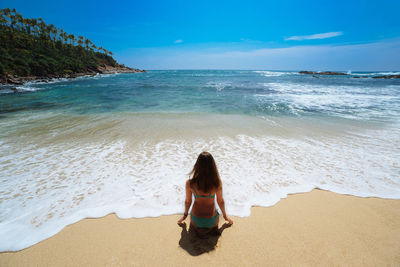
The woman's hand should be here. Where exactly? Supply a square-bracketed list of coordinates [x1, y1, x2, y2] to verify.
[177, 214, 188, 224]
[224, 216, 233, 225]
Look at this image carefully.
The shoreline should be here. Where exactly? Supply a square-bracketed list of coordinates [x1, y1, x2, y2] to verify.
[0, 65, 146, 87]
[1, 189, 399, 266]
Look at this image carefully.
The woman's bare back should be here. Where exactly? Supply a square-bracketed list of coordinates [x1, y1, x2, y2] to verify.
[190, 184, 217, 218]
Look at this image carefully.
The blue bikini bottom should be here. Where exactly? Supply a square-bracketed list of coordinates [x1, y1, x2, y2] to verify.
[190, 212, 218, 228]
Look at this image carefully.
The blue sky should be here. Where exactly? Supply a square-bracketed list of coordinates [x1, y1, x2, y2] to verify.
[2, 0, 400, 70]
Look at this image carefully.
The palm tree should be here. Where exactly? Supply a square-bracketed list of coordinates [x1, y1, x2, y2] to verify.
[8, 9, 16, 29]
[68, 34, 74, 45]
[59, 30, 67, 44]
[71, 34, 76, 46]
[78, 35, 84, 47]
[49, 24, 57, 41]
[64, 32, 69, 45]
[58, 29, 64, 42]
[1, 8, 10, 20]
[14, 11, 23, 31]
[0, 10, 7, 26]
[29, 18, 39, 36]
[84, 38, 90, 50]
[38, 18, 46, 37]
[2, 8, 11, 29]
[77, 36, 83, 47]
[23, 18, 30, 34]
[88, 39, 94, 50]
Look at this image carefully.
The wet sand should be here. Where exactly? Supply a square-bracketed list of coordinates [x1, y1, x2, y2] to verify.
[1, 189, 399, 266]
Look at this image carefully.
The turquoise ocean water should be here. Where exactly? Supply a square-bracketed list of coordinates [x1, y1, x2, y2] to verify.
[0, 70, 399, 251]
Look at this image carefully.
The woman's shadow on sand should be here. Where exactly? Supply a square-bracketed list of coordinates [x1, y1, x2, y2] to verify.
[178, 222, 231, 256]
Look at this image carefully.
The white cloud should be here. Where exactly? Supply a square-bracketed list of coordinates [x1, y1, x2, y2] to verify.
[285, 32, 343, 41]
[174, 39, 183, 44]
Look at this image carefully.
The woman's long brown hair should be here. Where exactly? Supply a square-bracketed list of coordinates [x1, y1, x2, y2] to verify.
[189, 151, 221, 192]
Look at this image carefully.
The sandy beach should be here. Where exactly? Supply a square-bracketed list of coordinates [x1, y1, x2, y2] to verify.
[1, 189, 399, 266]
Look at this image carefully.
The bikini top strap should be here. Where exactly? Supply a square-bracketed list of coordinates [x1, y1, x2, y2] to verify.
[192, 187, 200, 198]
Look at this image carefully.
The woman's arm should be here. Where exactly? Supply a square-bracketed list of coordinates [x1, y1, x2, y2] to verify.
[177, 180, 192, 224]
[216, 187, 233, 225]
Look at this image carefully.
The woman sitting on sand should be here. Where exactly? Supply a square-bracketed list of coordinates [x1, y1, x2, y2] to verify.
[177, 152, 233, 231]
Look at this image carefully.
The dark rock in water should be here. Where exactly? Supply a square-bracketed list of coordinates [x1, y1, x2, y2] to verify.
[299, 71, 315, 74]
[6, 75, 24, 85]
[97, 64, 147, 74]
[372, 74, 400, 79]
[299, 71, 347, 76]
[12, 87, 18, 93]
[319, 71, 347, 75]
[353, 76, 360, 78]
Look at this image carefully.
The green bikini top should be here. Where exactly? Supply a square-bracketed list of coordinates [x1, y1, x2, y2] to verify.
[193, 188, 215, 198]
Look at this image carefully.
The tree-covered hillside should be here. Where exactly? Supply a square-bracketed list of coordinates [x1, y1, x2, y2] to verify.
[0, 8, 142, 83]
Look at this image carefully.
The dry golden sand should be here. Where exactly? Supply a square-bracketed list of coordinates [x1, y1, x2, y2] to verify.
[1, 189, 399, 266]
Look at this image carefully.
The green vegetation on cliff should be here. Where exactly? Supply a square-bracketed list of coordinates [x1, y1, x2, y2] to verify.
[0, 8, 122, 78]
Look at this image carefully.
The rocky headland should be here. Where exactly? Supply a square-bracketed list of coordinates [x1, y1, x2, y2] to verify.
[0, 8, 145, 87]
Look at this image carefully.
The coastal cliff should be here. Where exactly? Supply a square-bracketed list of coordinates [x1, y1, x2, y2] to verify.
[0, 8, 145, 85]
